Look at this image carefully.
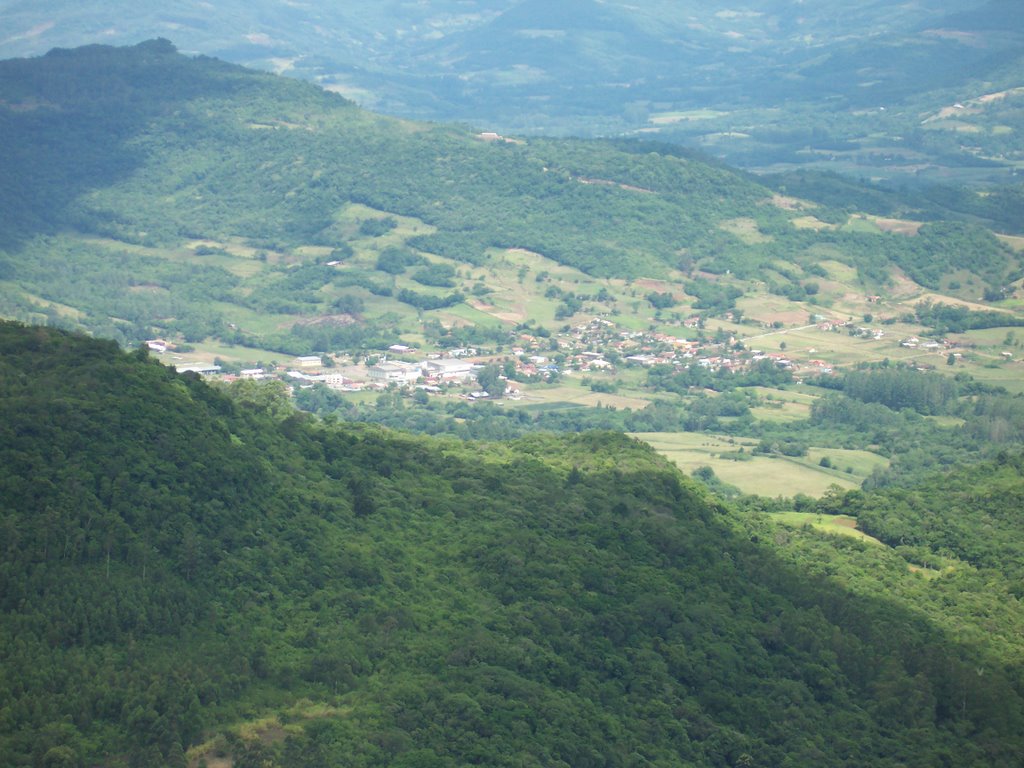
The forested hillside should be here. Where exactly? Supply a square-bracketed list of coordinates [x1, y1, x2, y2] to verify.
[1, 41, 1019, 356]
[2, 320, 1024, 767]
[844, 454, 1024, 584]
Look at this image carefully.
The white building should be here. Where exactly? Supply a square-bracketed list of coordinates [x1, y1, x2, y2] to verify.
[368, 361, 422, 385]
[423, 358, 476, 382]
[319, 372, 354, 390]
[175, 362, 222, 376]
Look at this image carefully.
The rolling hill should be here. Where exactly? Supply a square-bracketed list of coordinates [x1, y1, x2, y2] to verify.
[1, 40, 1021, 361]
[1, 0, 1021, 180]
[3, 320, 1024, 766]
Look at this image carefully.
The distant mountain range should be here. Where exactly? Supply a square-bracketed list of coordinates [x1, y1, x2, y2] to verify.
[1, 0, 1021, 180]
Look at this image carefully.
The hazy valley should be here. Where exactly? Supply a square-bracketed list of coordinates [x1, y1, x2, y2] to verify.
[0, 21, 1023, 768]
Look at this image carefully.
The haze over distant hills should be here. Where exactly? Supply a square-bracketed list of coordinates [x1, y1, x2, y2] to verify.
[2, 27, 1024, 768]
[1, 0, 1021, 181]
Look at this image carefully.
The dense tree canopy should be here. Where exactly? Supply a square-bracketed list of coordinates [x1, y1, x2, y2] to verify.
[2, 322, 1024, 767]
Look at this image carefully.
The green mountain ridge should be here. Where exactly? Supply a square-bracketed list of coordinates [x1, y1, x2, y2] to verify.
[1, 41, 1020, 357]
[1, 0, 1020, 180]
[3, 320, 1024, 767]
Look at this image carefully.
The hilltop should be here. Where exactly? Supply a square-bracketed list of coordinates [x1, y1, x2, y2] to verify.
[2, 321, 1024, 766]
[0, 1, 1021, 181]
[1, 41, 1020, 357]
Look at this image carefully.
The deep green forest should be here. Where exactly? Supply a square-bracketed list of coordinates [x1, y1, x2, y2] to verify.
[3, 322, 1024, 767]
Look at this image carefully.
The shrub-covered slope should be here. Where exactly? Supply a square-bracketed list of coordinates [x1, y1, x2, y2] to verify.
[2, 321, 1023, 767]
[847, 453, 1024, 586]
[1, 42, 1018, 353]
[0, 40, 761, 274]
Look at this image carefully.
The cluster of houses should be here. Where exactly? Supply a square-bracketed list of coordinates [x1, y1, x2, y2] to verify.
[898, 336, 949, 351]
[155, 305, 973, 399]
[173, 350, 487, 393]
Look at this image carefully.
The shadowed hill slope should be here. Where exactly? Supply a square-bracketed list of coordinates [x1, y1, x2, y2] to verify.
[1, 321, 1023, 766]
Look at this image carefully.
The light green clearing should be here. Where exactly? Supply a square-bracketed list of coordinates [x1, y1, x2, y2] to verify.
[749, 401, 811, 423]
[11, 289, 86, 320]
[648, 109, 727, 125]
[996, 234, 1024, 252]
[840, 216, 882, 234]
[959, 363, 1024, 395]
[719, 217, 772, 245]
[766, 512, 883, 545]
[926, 415, 966, 428]
[439, 303, 506, 327]
[512, 384, 652, 411]
[956, 326, 1023, 346]
[744, 385, 816, 422]
[333, 390, 381, 407]
[84, 236, 268, 278]
[742, 386, 820, 405]
[632, 432, 862, 497]
[803, 447, 890, 477]
[334, 203, 437, 239]
[183, 340, 289, 365]
[746, 327, 935, 367]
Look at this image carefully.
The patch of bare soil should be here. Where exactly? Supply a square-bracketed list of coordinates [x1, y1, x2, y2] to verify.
[887, 269, 926, 300]
[977, 87, 1024, 104]
[468, 299, 524, 323]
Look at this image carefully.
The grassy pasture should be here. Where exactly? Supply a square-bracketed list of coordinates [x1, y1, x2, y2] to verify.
[819, 260, 860, 283]
[742, 325, 930, 367]
[766, 512, 884, 545]
[439, 303, 506, 328]
[743, 386, 819, 405]
[512, 384, 652, 411]
[997, 234, 1024, 252]
[803, 447, 890, 478]
[841, 216, 883, 235]
[11, 290, 86, 320]
[749, 400, 811, 423]
[958, 361, 1024, 394]
[86, 236, 269, 278]
[632, 432, 862, 497]
[334, 203, 437, 240]
[648, 109, 727, 125]
[180, 340, 290, 366]
[791, 216, 836, 231]
[954, 326, 1022, 346]
[719, 217, 772, 245]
